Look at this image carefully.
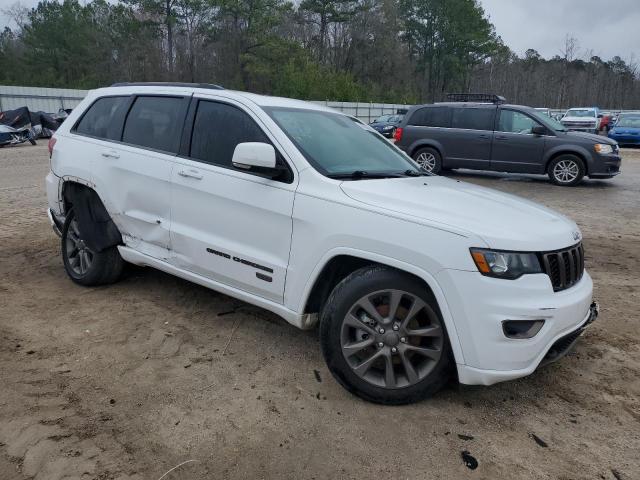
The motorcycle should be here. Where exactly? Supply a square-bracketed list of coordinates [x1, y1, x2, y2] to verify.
[0, 124, 37, 147]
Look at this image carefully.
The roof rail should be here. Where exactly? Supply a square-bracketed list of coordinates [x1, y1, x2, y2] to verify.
[446, 93, 506, 104]
[110, 82, 224, 90]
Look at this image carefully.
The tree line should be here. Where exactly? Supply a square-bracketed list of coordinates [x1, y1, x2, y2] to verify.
[1, 0, 639, 109]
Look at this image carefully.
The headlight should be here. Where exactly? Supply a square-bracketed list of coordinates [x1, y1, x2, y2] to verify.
[382, 125, 393, 131]
[470, 248, 542, 280]
[594, 144, 613, 154]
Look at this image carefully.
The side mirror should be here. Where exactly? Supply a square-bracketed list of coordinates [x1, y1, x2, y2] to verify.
[531, 125, 547, 136]
[232, 142, 276, 170]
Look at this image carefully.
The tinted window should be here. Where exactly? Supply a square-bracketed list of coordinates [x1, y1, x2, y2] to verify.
[75, 96, 129, 140]
[451, 108, 495, 131]
[498, 110, 541, 134]
[190, 101, 269, 168]
[122, 96, 185, 153]
[409, 107, 450, 127]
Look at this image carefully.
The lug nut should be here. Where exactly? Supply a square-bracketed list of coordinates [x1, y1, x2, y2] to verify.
[400, 337, 406, 343]
[377, 342, 384, 348]
[391, 347, 397, 354]
[392, 324, 399, 331]
[378, 328, 385, 334]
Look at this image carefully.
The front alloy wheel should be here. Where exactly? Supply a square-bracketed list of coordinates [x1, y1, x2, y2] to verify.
[340, 290, 444, 389]
[320, 266, 452, 404]
[548, 155, 585, 186]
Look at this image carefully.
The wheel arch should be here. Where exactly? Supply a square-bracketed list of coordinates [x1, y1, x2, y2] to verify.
[544, 148, 591, 175]
[407, 140, 444, 160]
[60, 180, 122, 252]
[299, 248, 465, 365]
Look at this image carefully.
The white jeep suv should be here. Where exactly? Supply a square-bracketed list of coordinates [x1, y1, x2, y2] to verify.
[46, 83, 597, 404]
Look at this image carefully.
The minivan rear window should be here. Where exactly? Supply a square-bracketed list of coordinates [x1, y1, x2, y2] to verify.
[451, 108, 495, 131]
[122, 96, 186, 153]
[74, 96, 129, 140]
[408, 107, 450, 128]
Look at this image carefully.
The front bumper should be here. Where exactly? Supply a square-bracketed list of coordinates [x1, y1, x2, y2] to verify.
[436, 268, 595, 386]
[589, 153, 621, 178]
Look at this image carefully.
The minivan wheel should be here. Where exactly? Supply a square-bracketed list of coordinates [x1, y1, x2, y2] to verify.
[413, 147, 442, 174]
[548, 155, 585, 186]
[61, 209, 124, 286]
[320, 266, 452, 405]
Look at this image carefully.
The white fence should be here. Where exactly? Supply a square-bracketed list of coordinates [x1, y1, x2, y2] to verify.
[0, 85, 409, 122]
[0, 85, 87, 113]
[1, 85, 636, 121]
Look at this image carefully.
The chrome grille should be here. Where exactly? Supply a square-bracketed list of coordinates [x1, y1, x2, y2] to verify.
[540, 243, 584, 291]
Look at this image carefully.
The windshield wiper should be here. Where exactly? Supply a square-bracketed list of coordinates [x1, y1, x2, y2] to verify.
[326, 170, 406, 180]
[403, 169, 430, 177]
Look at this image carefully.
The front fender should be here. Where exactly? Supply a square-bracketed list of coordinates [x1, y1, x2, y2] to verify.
[296, 247, 466, 365]
[543, 145, 594, 173]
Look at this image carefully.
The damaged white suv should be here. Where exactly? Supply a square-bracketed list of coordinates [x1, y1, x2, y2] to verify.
[46, 83, 598, 404]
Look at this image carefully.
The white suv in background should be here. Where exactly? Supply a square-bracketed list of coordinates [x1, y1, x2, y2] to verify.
[561, 107, 601, 134]
[46, 83, 598, 404]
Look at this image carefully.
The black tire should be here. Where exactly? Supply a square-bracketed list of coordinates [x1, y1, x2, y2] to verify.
[320, 266, 453, 405]
[412, 147, 442, 174]
[547, 154, 586, 186]
[61, 209, 124, 286]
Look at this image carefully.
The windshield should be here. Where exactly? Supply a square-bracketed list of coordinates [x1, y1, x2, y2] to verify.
[565, 109, 596, 118]
[615, 115, 640, 128]
[372, 115, 393, 123]
[529, 109, 567, 132]
[265, 107, 420, 177]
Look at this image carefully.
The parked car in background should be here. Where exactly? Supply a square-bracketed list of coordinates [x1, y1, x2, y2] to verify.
[561, 107, 601, 134]
[608, 112, 640, 146]
[369, 114, 403, 138]
[535, 107, 551, 117]
[46, 83, 598, 404]
[393, 95, 621, 186]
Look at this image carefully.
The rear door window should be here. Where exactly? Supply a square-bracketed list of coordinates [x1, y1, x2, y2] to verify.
[409, 107, 450, 127]
[451, 108, 495, 131]
[122, 96, 186, 154]
[74, 96, 130, 140]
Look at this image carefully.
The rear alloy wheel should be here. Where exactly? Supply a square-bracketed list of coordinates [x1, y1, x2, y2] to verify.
[62, 209, 124, 286]
[320, 266, 452, 404]
[548, 155, 585, 186]
[412, 147, 442, 174]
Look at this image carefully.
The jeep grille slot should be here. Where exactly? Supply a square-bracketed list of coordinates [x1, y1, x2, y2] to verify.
[540, 243, 584, 291]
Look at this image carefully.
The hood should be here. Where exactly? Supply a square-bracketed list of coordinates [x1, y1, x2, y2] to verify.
[340, 176, 580, 251]
[563, 130, 615, 144]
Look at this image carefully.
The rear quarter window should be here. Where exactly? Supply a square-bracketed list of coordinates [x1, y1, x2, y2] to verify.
[122, 96, 187, 154]
[74, 96, 130, 140]
[408, 107, 450, 127]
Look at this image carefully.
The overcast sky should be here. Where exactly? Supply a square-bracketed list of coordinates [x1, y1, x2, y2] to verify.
[2, 0, 638, 62]
[479, 0, 639, 61]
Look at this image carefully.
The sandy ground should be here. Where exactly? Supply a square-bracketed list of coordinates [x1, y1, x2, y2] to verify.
[0, 143, 639, 480]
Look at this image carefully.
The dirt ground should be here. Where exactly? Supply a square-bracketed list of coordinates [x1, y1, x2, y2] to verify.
[0, 143, 639, 480]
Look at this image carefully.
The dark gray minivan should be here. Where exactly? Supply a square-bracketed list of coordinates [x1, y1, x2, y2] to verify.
[394, 97, 622, 186]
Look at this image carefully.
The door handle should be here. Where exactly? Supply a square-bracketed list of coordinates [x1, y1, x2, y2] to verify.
[478, 134, 490, 139]
[495, 135, 508, 140]
[178, 169, 203, 180]
[101, 150, 120, 159]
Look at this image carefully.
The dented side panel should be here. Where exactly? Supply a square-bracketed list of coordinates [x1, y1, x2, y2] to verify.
[91, 142, 175, 259]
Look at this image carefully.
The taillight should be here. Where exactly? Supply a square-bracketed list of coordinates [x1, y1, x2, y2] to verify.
[48, 137, 57, 158]
[393, 127, 403, 143]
